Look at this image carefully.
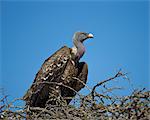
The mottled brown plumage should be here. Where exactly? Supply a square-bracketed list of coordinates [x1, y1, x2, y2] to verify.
[23, 32, 93, 107]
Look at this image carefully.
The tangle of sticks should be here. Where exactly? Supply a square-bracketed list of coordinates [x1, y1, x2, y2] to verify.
[0, 70, 150, 120]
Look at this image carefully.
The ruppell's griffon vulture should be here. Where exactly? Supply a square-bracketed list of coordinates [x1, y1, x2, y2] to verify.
[23, 32, 93, 107]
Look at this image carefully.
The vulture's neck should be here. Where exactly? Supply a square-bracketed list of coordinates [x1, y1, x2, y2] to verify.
[72, 40, 85, 60]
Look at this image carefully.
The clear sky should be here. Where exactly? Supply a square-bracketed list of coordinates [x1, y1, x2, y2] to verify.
[1, 1, 149, 101]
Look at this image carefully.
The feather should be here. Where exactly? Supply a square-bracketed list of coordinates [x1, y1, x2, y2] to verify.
[23, 46, 72, 107]
[23, 46, 88, 107]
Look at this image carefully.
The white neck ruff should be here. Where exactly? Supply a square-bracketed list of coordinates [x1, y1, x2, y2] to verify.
[71, 46, 77, 55]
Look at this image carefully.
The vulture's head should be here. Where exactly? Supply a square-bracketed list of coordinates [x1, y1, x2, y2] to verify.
[73, 32, 94, 43]
[72, 31, 94, 60]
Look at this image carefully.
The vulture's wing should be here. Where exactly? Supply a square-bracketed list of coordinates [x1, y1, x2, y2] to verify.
[23, 46, 72, 107]
[61, 62, 88, 104]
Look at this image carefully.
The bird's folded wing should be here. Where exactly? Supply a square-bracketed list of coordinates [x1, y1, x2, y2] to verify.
[23, 46, 72, 104]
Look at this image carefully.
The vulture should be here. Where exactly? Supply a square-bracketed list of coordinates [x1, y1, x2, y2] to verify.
[23, 32, 93, 107]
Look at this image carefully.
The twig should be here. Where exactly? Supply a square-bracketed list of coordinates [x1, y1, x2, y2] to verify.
[91, 70, 125, 102]
[72, 77, 92, 92]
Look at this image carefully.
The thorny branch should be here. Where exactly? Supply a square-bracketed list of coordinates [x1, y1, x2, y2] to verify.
[0, 70, 150, 120]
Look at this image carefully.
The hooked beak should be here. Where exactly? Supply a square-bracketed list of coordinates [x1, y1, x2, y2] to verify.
[87, 33, 94, 38]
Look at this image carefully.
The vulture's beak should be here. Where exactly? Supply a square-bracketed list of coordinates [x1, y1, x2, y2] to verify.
[87, 33, 94, 38]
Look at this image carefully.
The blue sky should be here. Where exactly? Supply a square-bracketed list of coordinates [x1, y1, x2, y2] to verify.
[1, 1, 149, 101]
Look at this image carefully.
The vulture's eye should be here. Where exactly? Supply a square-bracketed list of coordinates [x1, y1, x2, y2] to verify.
[79, 33, 87, 40]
